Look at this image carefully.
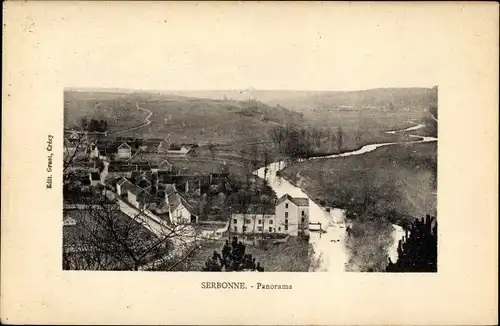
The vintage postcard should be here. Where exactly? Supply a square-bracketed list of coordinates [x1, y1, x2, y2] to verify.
[1, 1, 498, 325]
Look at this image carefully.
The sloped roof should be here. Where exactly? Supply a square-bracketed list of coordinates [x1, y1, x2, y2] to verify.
[128, 186, 144, 196]
[277, 194, 309, 207]
[291, 197, 309, 206]
[167, 192, 197, 216]
[117, 178, 135, 193]
[128, 186, 154, 204]
[137, 191, 155, 204]
[106, 146, 118, 154]
[159, 159, 173, 169]
[117, 177, 133, 186]
[232, 203, 276, 215]
[118, 142, 132, 149]
[137, 178, 152, 189]
[161, 174, 210, 187]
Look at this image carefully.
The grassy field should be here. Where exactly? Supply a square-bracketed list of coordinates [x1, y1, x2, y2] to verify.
[64, 90, 303, 142]
[133, 97, 303, 143]
[64, 91, 151, 132]
[166, 236, 312, 272]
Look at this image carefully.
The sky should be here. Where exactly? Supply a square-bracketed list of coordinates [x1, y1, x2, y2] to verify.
[40, 2, 468, 91]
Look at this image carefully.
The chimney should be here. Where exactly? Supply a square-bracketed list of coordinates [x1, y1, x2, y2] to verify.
[185, 180, 189, 194]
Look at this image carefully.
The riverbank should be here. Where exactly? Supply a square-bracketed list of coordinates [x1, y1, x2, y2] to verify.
[278, 140, 437, 271]
[283, 142, 437, 221]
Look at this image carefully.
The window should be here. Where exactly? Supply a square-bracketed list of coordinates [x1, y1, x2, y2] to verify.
[269, 227, 272, 232]
[245, 219, 251, 224]
[243, 226, 248, 232]
[301, 217, 305, 223]
[285, 212, 288, 218]
[269, 220, 273, 225]
[233, 226, 238, 232]
[278, 227, 281, 231]
[285, 203, 288, 208]
[285, 225, 288, 231]
[257, 227, 263, 232]
[285, 219, 288, 225]
[233, 219, 237, 224]
[258, 219, 262, 225]
[301, 210, 305, 216]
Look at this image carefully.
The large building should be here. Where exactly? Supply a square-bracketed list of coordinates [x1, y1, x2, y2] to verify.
[231, 194, 310, 237]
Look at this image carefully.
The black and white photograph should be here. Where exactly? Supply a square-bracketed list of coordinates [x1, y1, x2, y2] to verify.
[63, 86, 438, 272]
[3, 2, 498, 325]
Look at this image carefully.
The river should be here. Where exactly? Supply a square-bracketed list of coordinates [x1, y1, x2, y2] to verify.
[254, 124, 437, 272]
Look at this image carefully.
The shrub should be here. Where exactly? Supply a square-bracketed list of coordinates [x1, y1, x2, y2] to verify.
[202, 236, 264, 272]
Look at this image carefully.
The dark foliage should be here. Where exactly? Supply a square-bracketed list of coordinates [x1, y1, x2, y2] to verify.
[202, 237, 264, 272]
[386, 215, 437, 272]
[81, 118, 108, 132]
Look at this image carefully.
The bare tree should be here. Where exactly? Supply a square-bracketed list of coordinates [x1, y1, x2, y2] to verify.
[269, 125, 286, 154]
[263, 148, 270, 181]
[207, 142, 216, 172]
[63, 147, 200, 271]
[63, 190, 198, 271]
[336, 126, 344, 151]
[249, 144, 259, 171]
[63, 133, 90, 174]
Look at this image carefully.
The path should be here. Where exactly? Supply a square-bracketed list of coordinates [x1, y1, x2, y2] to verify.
[108, 103, 153, 135]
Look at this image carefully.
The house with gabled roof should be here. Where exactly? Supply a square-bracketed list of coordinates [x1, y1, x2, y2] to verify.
[166, 192, 198, 225]
[63, 216, 77, 226]
[117, 142, 132, 159]
[116, 177, 135, 196]
[275, 194, 309, 236]
[127, 186, 155, 210]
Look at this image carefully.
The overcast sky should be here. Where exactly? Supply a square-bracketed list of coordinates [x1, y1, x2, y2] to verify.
[46, 2, 471, 91]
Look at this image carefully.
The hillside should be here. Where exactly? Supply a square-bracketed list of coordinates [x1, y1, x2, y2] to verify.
[64, 89, 304, 144]
[64, 90, 151, 131]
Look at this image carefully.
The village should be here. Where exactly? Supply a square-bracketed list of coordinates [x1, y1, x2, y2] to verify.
[63, 128, 313, 271]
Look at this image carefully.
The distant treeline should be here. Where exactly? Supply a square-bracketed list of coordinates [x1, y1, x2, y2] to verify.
[81, 118, 108, 132]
